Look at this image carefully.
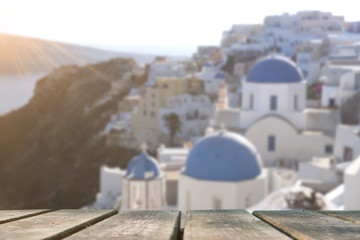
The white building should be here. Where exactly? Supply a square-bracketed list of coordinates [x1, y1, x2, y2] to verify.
[264, 11, 344, 34]
[178, 130, 267, 212]
[121, 146, 167, 210]
[213, 55, 338, 167]
[196, 62, 226, 95]
[221, 24, 263, 48]
[325, 155, 360, 210]
[334, 124, 360, 162]
[297, 124, 360, 195]
[94, 166, 125, 209]
[157, 144, 189, 164]
[344, 156, 360, 209]
[295, 39, 327, 83]
[323, 124, 360, 209]
[338, 69, 360, 104]
[296, 11, 344, 34]
[321, 64, 360, 108]
[146, 57, 187, 86]
[159, 93, 213, 140]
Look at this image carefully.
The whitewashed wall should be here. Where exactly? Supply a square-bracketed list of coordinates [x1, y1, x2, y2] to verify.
[334, 125, 360, 161]
[245, 116, 334, 166]
[177, 171, 267, 213]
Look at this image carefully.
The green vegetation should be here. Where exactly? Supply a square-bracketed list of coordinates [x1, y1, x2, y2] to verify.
[163, 113, 182, 147]
[221, 56, 234, 74]
[0, 58, 143, 209]
[307, 81, 323, 100]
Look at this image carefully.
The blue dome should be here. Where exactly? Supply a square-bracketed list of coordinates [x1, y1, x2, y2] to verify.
[247, 55, 303, 83]
[203, 62, 212, 68]
[215, 72, 225, 79]
[126, 152, 161, 180]
[183, 131, 262, 181]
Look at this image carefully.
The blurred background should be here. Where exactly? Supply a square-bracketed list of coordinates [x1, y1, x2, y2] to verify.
[0, 0, 360, 212]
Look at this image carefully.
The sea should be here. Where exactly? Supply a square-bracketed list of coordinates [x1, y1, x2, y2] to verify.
[0, 73, 47, 116]
[0, 44, 191, 117]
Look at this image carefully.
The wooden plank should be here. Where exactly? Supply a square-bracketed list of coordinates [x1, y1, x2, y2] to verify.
[0, 209, 52, 224]
[253, 210, 360, 240]
[0, 209, 117, 240]
[66, 210, 180, 240]
[319, 211, 360, 225]
[183, 210, 290, 240]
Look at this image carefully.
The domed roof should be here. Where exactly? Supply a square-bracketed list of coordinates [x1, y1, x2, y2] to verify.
[215, 72, 225, 79]
[183, 131, 262, 181]
[203, 62, 213, 68]
[247, 55, 303, 83]
[126, 152, 162, 180]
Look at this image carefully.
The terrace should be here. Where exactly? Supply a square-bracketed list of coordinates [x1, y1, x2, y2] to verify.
[1, 209, 360, 239]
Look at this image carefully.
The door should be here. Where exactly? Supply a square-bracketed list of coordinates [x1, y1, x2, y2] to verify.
[343, 147, 354, 162]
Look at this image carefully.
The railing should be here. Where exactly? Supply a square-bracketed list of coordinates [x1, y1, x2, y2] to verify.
[0, 209, 360, 239]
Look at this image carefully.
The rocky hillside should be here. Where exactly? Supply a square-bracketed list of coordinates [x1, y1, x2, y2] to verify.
[0, 58, 146, 209]
[0, 33, 155, 75]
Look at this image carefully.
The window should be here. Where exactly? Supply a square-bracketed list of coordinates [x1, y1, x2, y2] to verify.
[249, 93, 254, 109]
[143, 110, 147, 116]
[294, 95, 298, 110]
[213, 196, 222, 209]
[344, 147, 354, 162]
[268, 135, 276, 152]
[325, 145, 333, 154]
[270, 95, 277, 110]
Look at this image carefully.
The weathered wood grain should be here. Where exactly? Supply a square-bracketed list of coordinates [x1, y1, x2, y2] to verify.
[183, 210, 290, 240]
[0, 209, 51, 224]
[319, 211, 360, 225]
[65, 210, 180, 240]
[253, 210, 360, 240]
[0, 209, 117, 240]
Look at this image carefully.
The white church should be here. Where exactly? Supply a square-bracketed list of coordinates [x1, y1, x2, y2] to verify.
[121, 145, 167, 210]
[213, 55, 339, 167]
[94, 129, 267, 211]
[177, 129, 267, 212]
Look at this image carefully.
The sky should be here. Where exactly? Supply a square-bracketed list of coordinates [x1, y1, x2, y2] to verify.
[0, 0, 359, 56]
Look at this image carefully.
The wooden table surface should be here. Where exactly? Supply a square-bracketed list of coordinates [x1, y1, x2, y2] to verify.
[0, 209, 360, 239]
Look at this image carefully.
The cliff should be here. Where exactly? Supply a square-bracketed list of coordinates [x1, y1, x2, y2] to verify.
[0, 58, 145, 209]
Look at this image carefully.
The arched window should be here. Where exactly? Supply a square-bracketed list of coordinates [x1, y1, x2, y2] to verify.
[270, 95, 277, 110]
[268, 135, 276, 152]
